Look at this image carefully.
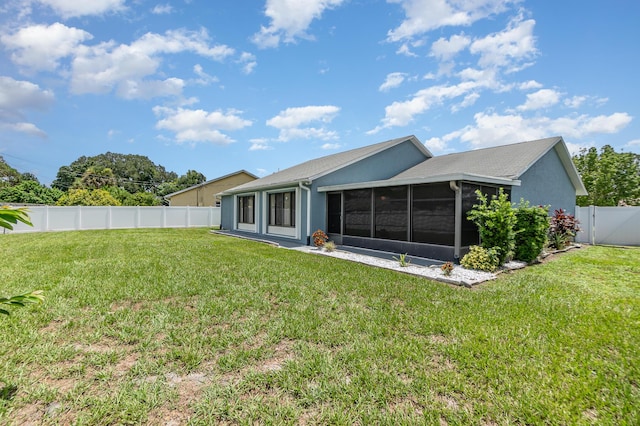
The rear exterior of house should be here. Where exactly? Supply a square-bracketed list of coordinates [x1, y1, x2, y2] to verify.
[219, 136, 432, 244]
[220, 136, 587, 262]
[166, 170, 257, 207]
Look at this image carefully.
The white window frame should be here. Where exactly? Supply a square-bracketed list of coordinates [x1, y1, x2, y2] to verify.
[264, 187, 301, 239]
[234, 192, 258, 232]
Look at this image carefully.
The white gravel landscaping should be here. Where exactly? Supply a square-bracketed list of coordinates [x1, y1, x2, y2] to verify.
[292, 246, 528, 287]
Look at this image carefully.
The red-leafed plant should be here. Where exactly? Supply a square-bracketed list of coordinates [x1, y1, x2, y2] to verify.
[548, 209, 580, 250]
[312, 229, 328, 247]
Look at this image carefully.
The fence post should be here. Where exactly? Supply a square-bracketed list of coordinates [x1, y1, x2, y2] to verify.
[186, 206, 191, 228]
[589, 205, 596, 245]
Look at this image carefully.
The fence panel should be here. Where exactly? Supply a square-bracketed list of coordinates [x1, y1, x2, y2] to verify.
[3, 206, 220, 233]
[575, 206, 640, 246]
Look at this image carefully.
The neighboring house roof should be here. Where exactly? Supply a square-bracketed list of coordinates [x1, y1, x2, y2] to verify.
[318, 136, 588, 195]
[164, 170, 258, 199]
[221, 135, 432, 195]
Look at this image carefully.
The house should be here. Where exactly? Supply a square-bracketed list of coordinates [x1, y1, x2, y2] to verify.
[165, 170, 257, 207]
[219, 136, 587, 261]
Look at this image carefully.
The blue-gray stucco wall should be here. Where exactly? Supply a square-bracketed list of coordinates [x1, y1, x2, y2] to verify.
[310, 140, 430, 233]
[511, 147, 577, 215]
[220, 194, 234, 230]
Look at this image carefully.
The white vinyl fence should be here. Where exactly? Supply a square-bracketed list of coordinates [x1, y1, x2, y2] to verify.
[3, 206, 220, 234]
[574, 205, 640, 246]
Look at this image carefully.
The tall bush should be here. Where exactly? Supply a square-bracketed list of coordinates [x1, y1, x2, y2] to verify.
[514, 200, 549, 262]
[467, 189, 516, 265]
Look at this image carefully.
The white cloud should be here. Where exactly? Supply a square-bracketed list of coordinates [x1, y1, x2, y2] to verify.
[563, 95, 587, 109]
[0, 76, 54, 111]
[70, 29, 235, 98]
[1, 23, 92, 72]
[0, 122, 47, 138]
[267, 105, 340, 141]
[368, 79, 490, 133]
[117, 78, 185, 100]
[469, 15, 537, 71]
[238, 52, 257, 74]
[430, 33, 471, 61]
[34, 0, 126, 18]
[379, 72, 408, 92]
[321, 143, 341, 150]
[423, 136, 448, 152]
[451, 92, 480, 112]
[387, 0, 515, 42]
[442, 111, 633, 149]
[252, 0, 345, 48]
[516, 88, 561, 111]
[396, 43, 418, 57]
[193, 64, 219, 85]
[626, 139, 640, 149]
[0, 76, 53, 138]
[153, 106, 252, 145]
[519, 80, 543, 90]
[249, 139, 273, 151]
[267, 105, 339, 128]
[151, 4, 173, 14]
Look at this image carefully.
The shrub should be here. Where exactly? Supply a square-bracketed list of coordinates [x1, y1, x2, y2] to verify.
[461, 246, 500, 272]
[440, 261, 454, 276]
[467, 189, 517, 265]
[323, 241, 337, 252]
[548, 209, 580, 250]
[393, 253, 411, 267]
[514, 200, 549, 262]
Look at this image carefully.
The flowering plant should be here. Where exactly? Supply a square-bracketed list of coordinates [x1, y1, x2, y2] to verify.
[441, 261, 454, 276]
[312, 229, 328, 247]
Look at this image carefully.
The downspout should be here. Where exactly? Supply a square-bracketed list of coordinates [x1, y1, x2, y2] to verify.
[299, 181, 312, 245]
[450, 180, 462, 262]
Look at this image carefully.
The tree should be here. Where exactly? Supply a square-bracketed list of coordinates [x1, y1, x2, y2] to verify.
[122, 192, 162, 206]
[74, 166, 117, 190]
[56, 189, 121, 206]
[0, 181, 64, 205]
[52, 152, 179, 194]
[573, 145, 640, 206]
[0, 156, 22, 188]
[177, 170, 206, 187]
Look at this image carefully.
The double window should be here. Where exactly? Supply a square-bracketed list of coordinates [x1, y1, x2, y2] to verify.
[269, 191, 295, 227]
[237, 195, 255, 224]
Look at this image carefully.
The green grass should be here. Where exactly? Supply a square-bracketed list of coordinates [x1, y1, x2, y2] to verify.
[1, 228, 638, 425]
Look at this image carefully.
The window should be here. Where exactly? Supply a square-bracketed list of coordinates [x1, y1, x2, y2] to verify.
[375, 186, 408, 241]
[412, 183, 455, 246]
[269, 191, 295, 227]
[238, 195, 255, 224]
[344, 189, 372, 237]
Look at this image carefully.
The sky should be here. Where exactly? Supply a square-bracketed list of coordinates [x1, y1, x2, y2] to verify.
[0, 0, 639, 186]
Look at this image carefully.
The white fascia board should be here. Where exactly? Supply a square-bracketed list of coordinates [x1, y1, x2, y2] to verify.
[317, 174, 518, 192]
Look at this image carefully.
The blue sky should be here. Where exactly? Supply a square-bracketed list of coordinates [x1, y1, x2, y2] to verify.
[1, 0, 638, 186]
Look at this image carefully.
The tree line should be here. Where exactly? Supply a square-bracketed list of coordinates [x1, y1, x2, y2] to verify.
[0, 152, 207, 206]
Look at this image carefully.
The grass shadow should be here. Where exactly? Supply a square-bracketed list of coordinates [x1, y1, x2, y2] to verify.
[0, 384, 18, 401]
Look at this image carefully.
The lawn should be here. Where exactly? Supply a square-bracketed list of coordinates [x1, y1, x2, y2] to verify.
[1, 228, 638, 425]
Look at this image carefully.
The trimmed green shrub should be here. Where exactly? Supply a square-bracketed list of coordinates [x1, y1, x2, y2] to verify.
[467, 188, 517, 265]
[461, 245, 500, 272]
[514, 200, 549, 262]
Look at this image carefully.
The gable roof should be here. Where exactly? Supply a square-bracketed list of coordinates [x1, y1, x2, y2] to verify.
[318, 137, 587, 195]
[164, 170, 258, 199]
[221, 135, 432, 194]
